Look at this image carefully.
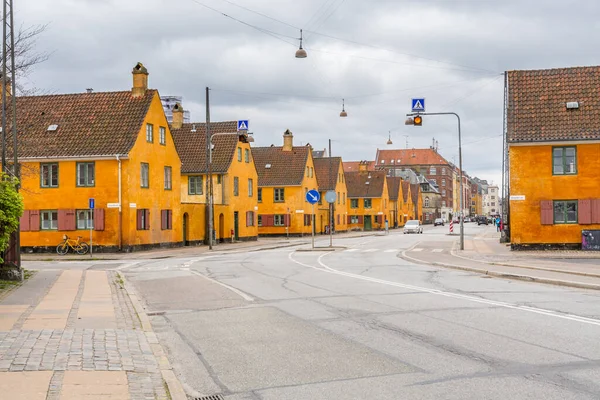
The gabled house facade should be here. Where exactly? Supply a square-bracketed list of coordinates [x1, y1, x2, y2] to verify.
[313, 157, 348, 234]
[401, 181, 415, 222]
[386, 177, 404, 228]
[420, 179, 442, 224]
[18, 63, 182, 251]
[411, 183, 423, 223]
[345, 163, 390, 231]
[507, 65, 600, 248]
[253, 130, 318, 236]
[170, 115, 258, 244]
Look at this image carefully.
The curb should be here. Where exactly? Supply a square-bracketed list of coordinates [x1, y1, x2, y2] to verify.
[400, 248, 600, 291]
[120, 274, 188, 400]
[451, 248, 600, 279]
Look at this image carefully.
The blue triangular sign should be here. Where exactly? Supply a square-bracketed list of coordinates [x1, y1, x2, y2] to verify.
[413, 100, 423, 110]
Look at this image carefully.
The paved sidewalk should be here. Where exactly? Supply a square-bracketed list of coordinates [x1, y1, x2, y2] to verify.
[0, 268, 186, 399]
[21, 230, 377, 262]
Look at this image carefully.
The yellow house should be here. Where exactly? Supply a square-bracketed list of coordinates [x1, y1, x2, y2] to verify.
[386, 177, 404, 228]
[345, 163, 390, 231]
[170, 115, 258, 244]
[411, 183, 423, 222]
[401, 181, 415, 222]
[508, 66, 600, 248]
[313, 156, 348, 234]
[18, 62, 182, 252]
[253, 130, 319, 236]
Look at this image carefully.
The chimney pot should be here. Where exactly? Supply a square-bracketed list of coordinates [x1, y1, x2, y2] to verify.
[171, 102, 184, 129]
[131, 62, 149, 98]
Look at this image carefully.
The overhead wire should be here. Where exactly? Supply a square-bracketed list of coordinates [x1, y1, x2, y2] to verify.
[305, 0, 347, 38]
[214, 0, 299, 29]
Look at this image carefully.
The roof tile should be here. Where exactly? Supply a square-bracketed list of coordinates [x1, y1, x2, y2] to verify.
[252, 146, 310, 186]
[313, 157, 342, 190]
[346, 170, 386, 198]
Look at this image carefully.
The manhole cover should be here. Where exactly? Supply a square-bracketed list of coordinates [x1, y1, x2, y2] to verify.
[192, 395, 224, 400]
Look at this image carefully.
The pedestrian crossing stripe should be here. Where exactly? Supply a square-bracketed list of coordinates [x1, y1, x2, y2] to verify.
[432, 249, 444, 253]
[384, 249, 397, 253]
[363, 249, 378, 252]
[346, 248, 359, 252]
[412, 248, 424, 252]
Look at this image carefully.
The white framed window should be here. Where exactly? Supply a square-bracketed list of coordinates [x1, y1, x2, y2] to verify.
[188, 176, 203, 195]
[41, 163, 59, 188]
[164, 166, 172, 190]
[248, 178, 253, 197]
[77, 210, 94, 229]
[430, 167, 436, 175]
[274, 188, 285, 202]
[159, 126, 166, 145]
[141, 163, 149, 188]
[146, 123, 154, 142]
[76, 162, 95, 187]
[41, 210, 58, 230]
[274, 214, 285, 226]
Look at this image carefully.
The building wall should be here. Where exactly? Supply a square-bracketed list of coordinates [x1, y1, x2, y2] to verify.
[20, 159, 120, 248]
[122, 93, 182, 249]
[317, 162, 348, 233]
[347, 182, 390, 231]
[510, 143, 600, 245]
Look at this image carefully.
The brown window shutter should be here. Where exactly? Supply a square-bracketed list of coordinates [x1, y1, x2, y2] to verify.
[347, 215, 351, 224]
[137, 209, 143, 230]
[540, 200, 553, 225]
[66, 209, 76, 230]
[168, 210, 173, 230]
[579, 200, 592, 225]
[284, 214, 290, 227]
[29, 210, 40, 231]
[161, 210, 166, 230]
[358, 215, 364, 224]
[20, 210, 30, 231]
[267, 214, 274, 227]
[145, 210, 150, 230]
[57, 210, 68, 231]
[592, 199, 600, 224]
[246, 211, 250, 227]
[94, 209, 105, 231]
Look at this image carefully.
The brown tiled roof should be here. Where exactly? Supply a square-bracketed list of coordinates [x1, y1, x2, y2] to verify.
[12, 90, 155, 158]
[376, 149, 449, 166]
[410, 183, 420, 205]
[402, 180, 410, 203]
[252, 146, 310, 186]
[345, 171, 386, 198]
[313, 157, 342, 190]
[387, 177, 402, 201]
[507, 66, 600, 142]
[170, 122, 239, 173]
[343, 161, 375, 173]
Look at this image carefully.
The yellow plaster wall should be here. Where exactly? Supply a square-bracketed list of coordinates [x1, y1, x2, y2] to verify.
[510, 143, 600, 245]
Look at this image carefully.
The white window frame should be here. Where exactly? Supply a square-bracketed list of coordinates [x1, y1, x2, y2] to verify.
[77, 209, 94, 230]
[41, 210, 58, 230]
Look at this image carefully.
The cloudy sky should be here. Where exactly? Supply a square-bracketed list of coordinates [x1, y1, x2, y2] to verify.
[19, 0, 600, 186]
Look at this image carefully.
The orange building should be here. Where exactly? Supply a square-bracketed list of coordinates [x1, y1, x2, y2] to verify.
[386, 177, 404, 228]
[18, 63, 182, 251]
[253, 130, 319, 236]
[401, 181, 415, 222]
[345, 163, 390, 231]
[170, 115, 258, 244]
[411, 183, 423, 223]
[508, 66, 600, 249]
[313, 156, 348, 234]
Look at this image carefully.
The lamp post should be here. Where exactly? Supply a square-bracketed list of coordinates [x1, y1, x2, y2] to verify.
[406, 111, 464, 250]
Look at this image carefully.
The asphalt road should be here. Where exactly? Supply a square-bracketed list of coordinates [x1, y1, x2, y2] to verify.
[26, 224, 600, 399]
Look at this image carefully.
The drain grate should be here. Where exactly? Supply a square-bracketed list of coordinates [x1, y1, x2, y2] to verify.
[192, 395, 224, 400]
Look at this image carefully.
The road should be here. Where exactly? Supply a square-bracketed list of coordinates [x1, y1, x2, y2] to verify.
[26, 224, 600, 399]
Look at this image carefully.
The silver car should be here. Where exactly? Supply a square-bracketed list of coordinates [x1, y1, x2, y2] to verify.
[403, 220, 423, 234]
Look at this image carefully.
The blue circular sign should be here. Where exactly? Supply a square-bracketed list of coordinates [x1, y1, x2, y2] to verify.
[305, 190, 320, 204]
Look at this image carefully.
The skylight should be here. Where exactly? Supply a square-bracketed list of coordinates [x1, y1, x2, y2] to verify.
[47, 124, 58, 131]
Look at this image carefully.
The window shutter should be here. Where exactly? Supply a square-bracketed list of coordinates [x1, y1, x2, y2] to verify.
[246, 211, 250, 227]
[168, 210, 173, 230]
[592, 199, 600, 224]
[267, 215, 274, 227]
[58, 210, 69, 231]
[284, 214, 290, 227]
[161, 210, 166, 230]
[347, 215, 351, 224]
[94, 209, 105, 231]
[145, 210, 150, 230]
[66, 209, 76, 230]
[20, 210, 30, 232]
[540, 200, 553, 225]
[579, 200, 592, 225]
[137, 209, 143, 230]
[29, 211, 40, 231]
[358, 215, 364, 224]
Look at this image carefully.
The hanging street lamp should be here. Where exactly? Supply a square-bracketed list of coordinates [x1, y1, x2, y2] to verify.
[295, 29, 307, 58]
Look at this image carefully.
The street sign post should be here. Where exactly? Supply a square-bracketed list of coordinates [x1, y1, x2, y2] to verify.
[88, 198, 94, 257]
[305, 190, 320, 249]
[411, 98, 425, 113]
[325, 190, 337, 204]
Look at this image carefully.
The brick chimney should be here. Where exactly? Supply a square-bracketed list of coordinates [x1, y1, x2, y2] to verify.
[131, 62, 148, 98]
[358, 160, 369, 173]
[172, 102, 184, 129]
[282, 129, 293, 151]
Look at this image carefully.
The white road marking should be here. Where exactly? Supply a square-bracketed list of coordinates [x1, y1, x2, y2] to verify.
[345, 249, 359, 252]
[432, 249, 444, 253]
[286, 251, 600, 327]
[189, 270, 254, 302]
[363, 249, 378, 253]
[411, 248, 424, 252]
[384, 249, 398, 253]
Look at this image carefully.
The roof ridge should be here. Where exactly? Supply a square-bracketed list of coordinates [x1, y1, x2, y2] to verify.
[18, 89, 157, 100]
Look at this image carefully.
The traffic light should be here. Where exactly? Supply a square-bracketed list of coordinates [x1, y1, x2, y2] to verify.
[413, 115, 423, 126]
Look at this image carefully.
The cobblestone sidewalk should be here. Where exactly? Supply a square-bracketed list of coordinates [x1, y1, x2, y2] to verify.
[0, 269, 182, 400]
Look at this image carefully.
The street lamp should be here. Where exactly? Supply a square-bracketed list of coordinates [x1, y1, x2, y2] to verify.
[295, 29, 307, 58]
[406, 111, 465, 251]
[386, 132, 393, 145]
[339, 99, 347, 117]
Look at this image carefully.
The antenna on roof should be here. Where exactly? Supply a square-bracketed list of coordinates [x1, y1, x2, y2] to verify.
[191, 124, 196, 132]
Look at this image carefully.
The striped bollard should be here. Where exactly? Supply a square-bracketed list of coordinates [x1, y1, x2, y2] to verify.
[449, 220, 454, 234]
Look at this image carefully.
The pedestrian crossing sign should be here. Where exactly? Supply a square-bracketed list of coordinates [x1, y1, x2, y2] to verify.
[237, 120, 249, 131]
[411, 98, 425, 112]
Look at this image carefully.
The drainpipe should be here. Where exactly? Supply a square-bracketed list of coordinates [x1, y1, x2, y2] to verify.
[116, 154, 123, 251]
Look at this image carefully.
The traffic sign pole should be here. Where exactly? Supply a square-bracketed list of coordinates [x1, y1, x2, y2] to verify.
[311, 204, 315, 249]
[88, 198, 95, 258]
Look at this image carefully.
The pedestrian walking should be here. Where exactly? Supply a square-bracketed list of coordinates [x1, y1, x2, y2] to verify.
[384, 218, 389, 235]
[496, 216, 501, 232]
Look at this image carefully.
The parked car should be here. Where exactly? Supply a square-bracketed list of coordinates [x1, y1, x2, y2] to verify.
[464, 217, 471, 222]
[404, 220, 423, 234]
[477, 216, 488, 225]
[434, 218, 444, 226]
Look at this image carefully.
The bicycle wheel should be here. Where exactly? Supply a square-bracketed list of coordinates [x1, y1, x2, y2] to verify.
[56, 242, 69, 255]
[75, 242, 89, 255]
